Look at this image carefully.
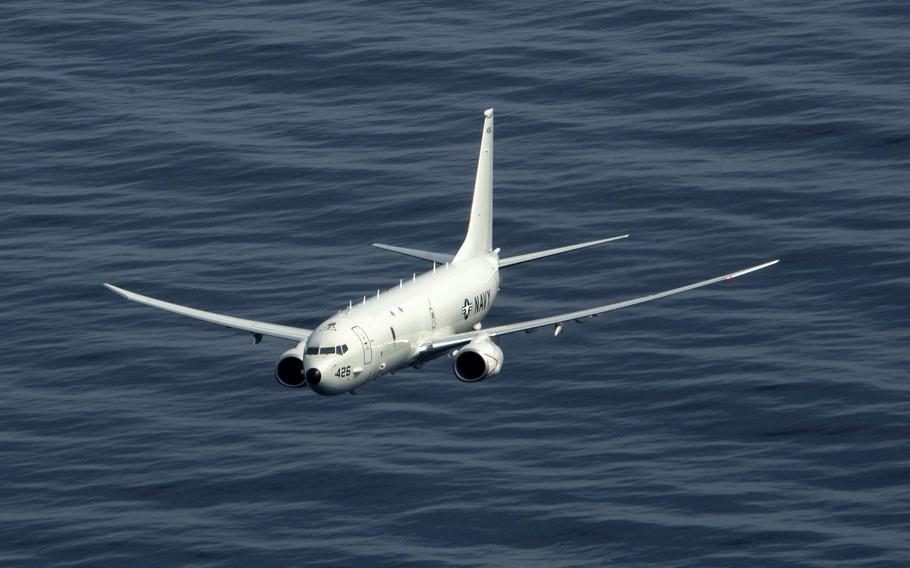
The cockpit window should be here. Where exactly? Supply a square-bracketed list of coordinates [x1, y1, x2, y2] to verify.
[308, 344, 349, 355]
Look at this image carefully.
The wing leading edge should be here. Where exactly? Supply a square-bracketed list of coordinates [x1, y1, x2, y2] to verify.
[103, 284, 312, 342]
[420, 259, 779, 352]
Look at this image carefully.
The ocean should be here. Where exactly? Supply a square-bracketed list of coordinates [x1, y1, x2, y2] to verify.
[2, 1, 909, 566]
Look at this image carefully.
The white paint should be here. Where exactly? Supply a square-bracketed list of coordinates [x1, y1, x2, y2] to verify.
[104, 109, 779, 396]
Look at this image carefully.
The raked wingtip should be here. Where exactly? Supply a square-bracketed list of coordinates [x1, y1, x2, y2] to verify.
[103, 283, 127, 298]
[727, 259, 780, 280]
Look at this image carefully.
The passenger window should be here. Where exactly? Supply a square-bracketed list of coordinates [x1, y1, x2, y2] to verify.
[306, 347, 318, 355]
[319, 347, 334, 355]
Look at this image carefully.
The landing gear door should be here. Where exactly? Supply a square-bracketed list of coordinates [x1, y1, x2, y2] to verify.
[351, 326, 372, 365]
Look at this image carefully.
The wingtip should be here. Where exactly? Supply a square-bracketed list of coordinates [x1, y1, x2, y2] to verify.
[726, 259, 780, 280]
[103, 282, 129, 299]
[483, 108, 493, 118]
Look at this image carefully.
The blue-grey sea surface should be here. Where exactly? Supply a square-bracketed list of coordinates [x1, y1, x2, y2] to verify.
[2, 1, 909, 566]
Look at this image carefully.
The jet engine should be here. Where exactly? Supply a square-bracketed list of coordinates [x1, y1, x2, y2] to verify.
[275, 342, 307, 388]
[453, 336, 503, 382]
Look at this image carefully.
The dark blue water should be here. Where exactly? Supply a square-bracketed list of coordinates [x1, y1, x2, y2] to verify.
[3, 2, 909, 566]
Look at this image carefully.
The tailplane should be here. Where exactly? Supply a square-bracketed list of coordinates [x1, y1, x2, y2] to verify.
[453, 108, 494, 262]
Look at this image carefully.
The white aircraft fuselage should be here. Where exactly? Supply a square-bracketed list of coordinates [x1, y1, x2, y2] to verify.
[105, 108, 778, 396]
[297, 254, 500, 395]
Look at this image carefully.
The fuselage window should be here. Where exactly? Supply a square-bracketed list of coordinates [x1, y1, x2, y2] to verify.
[306, 347, 319, 355]
[319, 347, 335, 355]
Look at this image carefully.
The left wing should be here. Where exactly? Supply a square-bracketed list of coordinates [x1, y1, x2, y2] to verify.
[419, 259, 779, 352]
[104, 283, 312, 342]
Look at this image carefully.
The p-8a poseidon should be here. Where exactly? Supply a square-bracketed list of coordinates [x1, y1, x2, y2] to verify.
[105, 109, 778, 396]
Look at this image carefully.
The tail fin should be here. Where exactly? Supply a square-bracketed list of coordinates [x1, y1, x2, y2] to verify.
[453, 108, 494, 262]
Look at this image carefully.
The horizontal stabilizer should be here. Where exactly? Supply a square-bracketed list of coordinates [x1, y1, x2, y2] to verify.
[499, 234, 629, 268]
[372, 243, 454, 264]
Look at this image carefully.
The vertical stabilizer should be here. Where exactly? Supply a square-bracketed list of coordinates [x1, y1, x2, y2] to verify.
[454, 108, 494, 262]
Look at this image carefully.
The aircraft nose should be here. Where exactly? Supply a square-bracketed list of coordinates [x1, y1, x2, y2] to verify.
[305, 367, 322, 386]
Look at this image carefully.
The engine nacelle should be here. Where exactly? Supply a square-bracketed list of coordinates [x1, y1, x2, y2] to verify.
[275, 342, 307, 388]
[453, 336, 503, 382]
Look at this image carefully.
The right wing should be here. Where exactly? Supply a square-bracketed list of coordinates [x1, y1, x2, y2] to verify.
[104, 283, 312, 342]
[420, 259, 779, 352]
[371, 243, 454, 264]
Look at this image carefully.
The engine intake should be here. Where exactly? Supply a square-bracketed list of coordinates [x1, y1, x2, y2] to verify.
[453, 336, 503, 382]
[275, 342, 307, 388]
